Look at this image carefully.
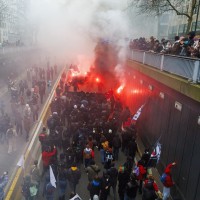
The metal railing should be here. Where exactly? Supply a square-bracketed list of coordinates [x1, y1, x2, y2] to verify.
[0, 46, 37, 55]
[129, 49, 200, 83]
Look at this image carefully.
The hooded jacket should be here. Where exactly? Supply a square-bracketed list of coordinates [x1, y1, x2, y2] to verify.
[86, 164, 100, 182]
[42, 147, 56, 167]
[163, 163, 174, 187]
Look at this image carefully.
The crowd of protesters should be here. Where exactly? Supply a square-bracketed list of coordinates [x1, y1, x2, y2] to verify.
[129, 31, 200, 58]
[20, 68, 177, 200]
[0, 62, 59, 199]
[0, 63, 58, 150]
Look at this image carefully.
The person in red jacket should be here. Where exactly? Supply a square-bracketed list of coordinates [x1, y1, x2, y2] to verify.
[162, 162, 176, 200]
[42, 146, 57, 176]
[136, 160, 147, 194]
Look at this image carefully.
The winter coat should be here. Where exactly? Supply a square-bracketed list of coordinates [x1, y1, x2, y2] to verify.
[125, 180, 138, 198]
[118, 170, 130, 195]
[142, 179, 158, 200]
[86, 164, 100, 182]
[66, 167, 81, 184]
[83, 148, 93, 159]
[42, 148, 56, 167]
[136, 164, 146, 181]
[163, 163, 174, 188]
[87, 179, 102, 197]
[128, 140, 138, 157]
[108, 167, 118, 187]
[112, 135, 121, 148]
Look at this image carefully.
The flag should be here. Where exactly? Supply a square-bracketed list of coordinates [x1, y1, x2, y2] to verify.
[49, 165, 56, 188]
[150, 142, 162, 164]
[132, 104, 145, 122]
[17, 155, 25, 169]
[69, 194, 82, 200]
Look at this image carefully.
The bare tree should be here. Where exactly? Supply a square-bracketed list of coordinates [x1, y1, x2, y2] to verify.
[128, 0, 198, 33]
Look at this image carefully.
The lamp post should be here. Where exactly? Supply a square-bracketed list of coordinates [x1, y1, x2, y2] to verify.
[194, 0, 200, 33]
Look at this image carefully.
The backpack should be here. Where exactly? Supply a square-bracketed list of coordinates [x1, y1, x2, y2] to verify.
[145, 180, 154, 190]
[160, 173, 167, 184]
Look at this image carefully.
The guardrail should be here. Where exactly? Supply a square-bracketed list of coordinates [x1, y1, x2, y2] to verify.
[4, 67, 65, 200]
[0, 46, 37, 55]
[129, 49, 200, 83]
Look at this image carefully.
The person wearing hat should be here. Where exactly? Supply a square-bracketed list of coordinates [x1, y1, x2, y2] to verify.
[66, 162, 81, 193]
[39, 127, 49, 151]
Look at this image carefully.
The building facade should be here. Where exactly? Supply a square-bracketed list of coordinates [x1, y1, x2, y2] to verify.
[167, 0, 200, 39]
[0, 0, 29, 45]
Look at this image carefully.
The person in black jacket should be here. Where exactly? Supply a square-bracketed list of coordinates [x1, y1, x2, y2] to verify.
[112, 133, 121, 161]
[66, 163, 81, 193]
[100, 171, 111, 200]
[87, 175, 102, 200]
[108, 163, 118, 200]
[124, 173, 138, 200]
[128, 137, 138, 161]
[118, 165, 130, 200]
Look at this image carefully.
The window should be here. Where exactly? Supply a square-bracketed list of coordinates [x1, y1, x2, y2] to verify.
[168, 26, 173, 34]
[179, 24, 186, 33]
[160, 14, 169, 23]
[172, 26, 177, 34]
[191, 21, 200, 31]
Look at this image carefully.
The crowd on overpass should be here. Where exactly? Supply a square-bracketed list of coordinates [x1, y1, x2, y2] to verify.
[18, 70, 177, 200]
[129, 31, 200, 58]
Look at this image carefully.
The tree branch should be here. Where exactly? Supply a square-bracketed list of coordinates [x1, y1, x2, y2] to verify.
[166, 0, 191, 18]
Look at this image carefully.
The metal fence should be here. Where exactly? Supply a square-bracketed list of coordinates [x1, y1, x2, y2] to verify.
[129, 49, 200, 83]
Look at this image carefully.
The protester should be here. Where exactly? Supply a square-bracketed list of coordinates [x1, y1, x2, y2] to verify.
[142, 174, 158, 200]
[6, 124, 17, 154]
[87, 175, 102, 200]
[161, 162, 176, 200]
[66, 162, 81, 193]
[86, 160, 100, 182]
[30, 160, 40, 186]
[42, 146, 57, 176]
[124, 173, 138, 200]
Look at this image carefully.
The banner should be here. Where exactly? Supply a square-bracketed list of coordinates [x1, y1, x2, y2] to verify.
[17, 155, 25, 169]
[50, 165, 56, 188]
[132, 104, 145, 122]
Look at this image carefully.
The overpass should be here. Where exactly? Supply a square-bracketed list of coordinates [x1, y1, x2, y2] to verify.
[127, 49, 200, 200]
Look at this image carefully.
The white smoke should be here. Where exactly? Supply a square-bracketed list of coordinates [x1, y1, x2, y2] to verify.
[28, 0, 131, 71]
